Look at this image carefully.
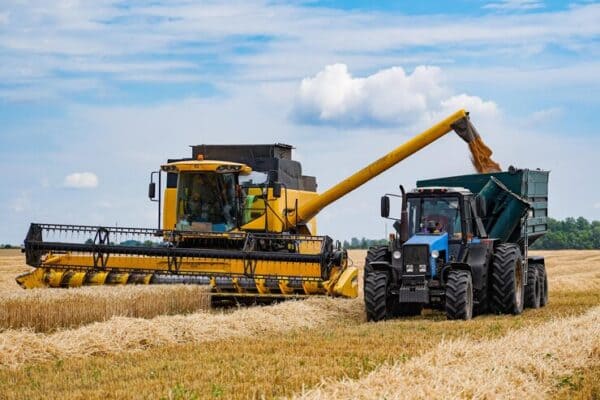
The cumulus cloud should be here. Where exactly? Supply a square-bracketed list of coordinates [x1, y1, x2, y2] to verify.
[63, 172, 98, 189]
[293, 64, 498, 127]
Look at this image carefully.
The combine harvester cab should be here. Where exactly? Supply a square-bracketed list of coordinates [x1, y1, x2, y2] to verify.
[18, 109, 488, 302]
[366, 167, 549, 320]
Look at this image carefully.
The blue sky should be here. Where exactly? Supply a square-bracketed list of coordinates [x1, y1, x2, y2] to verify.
[1, 0, 599, 244]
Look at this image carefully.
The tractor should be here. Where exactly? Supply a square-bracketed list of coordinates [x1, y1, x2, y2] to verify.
[364, 168, 549, 320]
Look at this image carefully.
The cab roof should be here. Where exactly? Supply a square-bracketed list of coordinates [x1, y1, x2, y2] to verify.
[161, 160, 252, 174]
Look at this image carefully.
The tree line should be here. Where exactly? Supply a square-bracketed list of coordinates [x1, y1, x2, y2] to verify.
[343, 217, 600, 250]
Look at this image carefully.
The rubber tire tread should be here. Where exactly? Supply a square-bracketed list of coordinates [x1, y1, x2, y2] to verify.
[490, 243, 524, 315]
[363, 246, 389, 281]
[364, 272, 388, 322]
[524, 264, 541, 309]
[538, 264, 549, 307]
[445, 270, 473, 320]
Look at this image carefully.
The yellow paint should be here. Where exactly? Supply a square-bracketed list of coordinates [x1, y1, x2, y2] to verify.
[290, 109, 469, 225]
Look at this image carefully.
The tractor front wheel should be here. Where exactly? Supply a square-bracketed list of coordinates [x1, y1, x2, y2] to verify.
[445, 270, 473, 320]
[364, 272, 389, 322]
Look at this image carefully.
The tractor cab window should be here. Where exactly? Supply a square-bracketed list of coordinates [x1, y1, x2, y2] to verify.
[176, 172, 237, 231]
[407, 196, 463, 240]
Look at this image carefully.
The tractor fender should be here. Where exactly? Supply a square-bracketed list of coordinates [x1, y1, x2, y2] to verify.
[369, 261, 396, 279]
[441, 262, 471, 287]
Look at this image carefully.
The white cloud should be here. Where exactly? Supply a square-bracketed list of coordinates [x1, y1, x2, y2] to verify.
[439, 94, 499, 120]
[483, 0, 545, 11]
[63, 172, 99, 189]
[292, 64, 498, 127]
[594, 202, 600, 209]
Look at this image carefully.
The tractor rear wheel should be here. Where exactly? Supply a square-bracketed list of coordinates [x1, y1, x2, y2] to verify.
[490, 243, 524, 315]
[538, 264, 549, 307]
[364, 271, 388, 322]
[525, 264, 541, 309]
[445, 270, 473, 320]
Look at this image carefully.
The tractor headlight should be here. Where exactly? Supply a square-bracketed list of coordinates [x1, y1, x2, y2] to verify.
[392, 250, 401, 260]
[405, 264, 414, 273]
[418, 264, 427, 273]
[431, 250, 439, 259]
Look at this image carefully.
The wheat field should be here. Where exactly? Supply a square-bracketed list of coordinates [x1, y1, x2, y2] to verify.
[0, 249, 598, 399]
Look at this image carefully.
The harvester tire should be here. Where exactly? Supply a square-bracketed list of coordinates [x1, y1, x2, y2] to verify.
[524, 264, 541, 309]
[538, 264, 549, 307]
[445, 270, 473, 320]
[364, 272, 388, 322]
[490, 243, 524, 315]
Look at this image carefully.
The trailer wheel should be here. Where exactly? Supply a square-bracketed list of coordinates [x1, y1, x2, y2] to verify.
[525, 264, 541, 309]
[445, 270, 473, 320]
[538, 264, 549, 307]
[364, 271, 388, 322]
[490, 243, 524, 315]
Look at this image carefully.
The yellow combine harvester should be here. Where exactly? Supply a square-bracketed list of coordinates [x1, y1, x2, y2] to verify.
[18, 109, 483, 301]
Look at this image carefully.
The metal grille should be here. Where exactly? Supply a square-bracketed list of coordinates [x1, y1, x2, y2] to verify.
[402, 244, 429, 266]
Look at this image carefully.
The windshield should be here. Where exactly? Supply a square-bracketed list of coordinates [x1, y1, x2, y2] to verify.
[176, 172, 237, 231]
[407, 196, 462, 240]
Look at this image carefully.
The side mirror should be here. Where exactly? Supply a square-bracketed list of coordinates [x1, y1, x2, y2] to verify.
[148, 182, 156, 199]
[381, 195, 390, 218]
[272, 182, 282, 198]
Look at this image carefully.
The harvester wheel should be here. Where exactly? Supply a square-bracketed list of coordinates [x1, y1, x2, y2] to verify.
[524, 264, 541, 309]
[445, 270, 473, 320]
[538, 264, 549, 307]
[490, 243, 524, 315]
[364, 272, 388, 322]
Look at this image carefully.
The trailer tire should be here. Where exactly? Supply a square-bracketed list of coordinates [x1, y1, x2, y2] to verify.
[525, 264, 541, 309]
[490, 243, 524, 315]
[445, 270, 473, 320]
[364, 272, 388, 322]
[539, 264, 549, 307]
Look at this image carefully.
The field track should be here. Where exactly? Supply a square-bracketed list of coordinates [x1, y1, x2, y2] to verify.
[0, 249, 598, 399]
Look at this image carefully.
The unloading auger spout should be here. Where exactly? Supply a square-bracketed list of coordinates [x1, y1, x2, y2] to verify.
[289, 109, 482, 226]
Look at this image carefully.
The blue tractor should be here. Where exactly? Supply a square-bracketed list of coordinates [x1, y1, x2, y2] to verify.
[364, 167, 549, 320]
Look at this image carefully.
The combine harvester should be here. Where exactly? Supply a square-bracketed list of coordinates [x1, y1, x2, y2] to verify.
[18, 110, 491, 302]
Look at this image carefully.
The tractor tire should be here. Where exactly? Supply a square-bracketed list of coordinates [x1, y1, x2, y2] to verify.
[364, 246, 390, 282]
[490, 243, 525, 315]
[364, 272, 388, 322]
[445, 270, 473, 320]
[524, 264, 541, 309]
[538, 264, 549, 307]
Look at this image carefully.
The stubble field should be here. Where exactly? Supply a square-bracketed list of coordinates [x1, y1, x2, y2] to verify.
[0, 248, 598, 399]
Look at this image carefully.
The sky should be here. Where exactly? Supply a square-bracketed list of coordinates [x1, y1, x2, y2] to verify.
[1, 0, 599, 244]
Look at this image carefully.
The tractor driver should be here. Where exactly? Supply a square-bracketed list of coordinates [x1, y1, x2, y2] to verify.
[425, 220, 444, 234]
